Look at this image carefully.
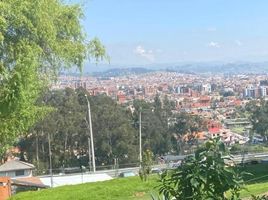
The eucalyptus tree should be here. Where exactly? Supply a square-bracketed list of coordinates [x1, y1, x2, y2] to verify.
[172, 112, 207, 154]
[19, 89, 138, 169]
[131, 97, 174, 156]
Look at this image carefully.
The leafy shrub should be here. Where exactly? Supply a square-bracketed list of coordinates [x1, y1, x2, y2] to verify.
[139, 149, 153, 182]
[156, 138, 245, 200]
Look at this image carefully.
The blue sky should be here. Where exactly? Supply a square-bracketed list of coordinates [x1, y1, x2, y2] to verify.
[79, 0, 268, 65]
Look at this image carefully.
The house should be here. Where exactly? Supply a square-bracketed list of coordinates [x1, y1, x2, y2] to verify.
[0, 160, 35, 178]
[0, 177, 11, 200]
[0, 160, 48, 195]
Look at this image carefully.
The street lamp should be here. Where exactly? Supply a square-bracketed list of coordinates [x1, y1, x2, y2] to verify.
[85, 94, 96, 173]
[48, 132, 53, 187]
[139, 109, 142, 167]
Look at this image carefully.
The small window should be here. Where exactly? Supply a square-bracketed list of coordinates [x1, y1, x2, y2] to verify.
[15, 170, 25, 176]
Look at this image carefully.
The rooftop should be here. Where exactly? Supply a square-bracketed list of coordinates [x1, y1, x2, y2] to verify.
[0, 160, 35, 172]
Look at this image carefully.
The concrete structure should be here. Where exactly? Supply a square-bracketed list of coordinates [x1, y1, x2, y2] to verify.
[40, 173, 113, 188]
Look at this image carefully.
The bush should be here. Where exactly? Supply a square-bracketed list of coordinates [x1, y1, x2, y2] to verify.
[156, 138, 245, 200]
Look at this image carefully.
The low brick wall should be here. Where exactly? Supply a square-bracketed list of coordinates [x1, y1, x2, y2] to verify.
[0, 177, 11, 200]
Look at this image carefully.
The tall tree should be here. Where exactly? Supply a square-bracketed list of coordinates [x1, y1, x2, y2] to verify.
[0, 0, 107, 155]
[19, 89, 138, 169]
[250, 100, 268, 141]
[132, 97, 173, 156]
[172, 112, 206, 154]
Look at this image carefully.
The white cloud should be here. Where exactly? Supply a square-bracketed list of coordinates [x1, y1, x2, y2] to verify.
[135, 45, 145, 54]
[235, 40, 243, 46]
[134, 45, 155, 62]
[208, 41, 220, 48]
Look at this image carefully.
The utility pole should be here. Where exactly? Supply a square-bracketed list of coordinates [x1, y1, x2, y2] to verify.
[85, 94, 96, 173]
[36, 132, 39, 170]
[139, 109, 142, 167]
[48, 133, 53, 187]
[87, 134, 92, 172]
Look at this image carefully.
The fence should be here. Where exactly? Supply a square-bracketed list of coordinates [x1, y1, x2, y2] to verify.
[32, 162, 144, 177]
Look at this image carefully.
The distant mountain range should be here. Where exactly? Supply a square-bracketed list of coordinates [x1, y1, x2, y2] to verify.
[61, 62, 268, 76]
[91, 67, 153, 77]
[167, 62, 268, 74]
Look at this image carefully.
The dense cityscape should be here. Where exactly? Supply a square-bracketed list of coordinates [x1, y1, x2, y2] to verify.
[51, 71, 268, 146]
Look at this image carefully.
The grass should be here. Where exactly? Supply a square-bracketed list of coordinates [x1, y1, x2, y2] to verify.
[233, 163, 268, 198]
[10, 164, 268, 200]
[230, 127, 245, 134]
[240, 182, 268, 198]
[241, 163, 268, 184]
[10, 176, 159, 200]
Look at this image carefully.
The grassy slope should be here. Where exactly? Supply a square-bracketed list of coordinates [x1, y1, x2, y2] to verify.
[239, 163, 268, 198]
[10, 164, 268, 200]
[241, 182, 268, 198]
[10, 176, 159, 200]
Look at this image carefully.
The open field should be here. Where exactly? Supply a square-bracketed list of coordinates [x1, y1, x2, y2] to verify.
[10, 164, 268, 200]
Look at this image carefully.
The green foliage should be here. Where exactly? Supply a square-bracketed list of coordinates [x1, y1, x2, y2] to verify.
[139, 149, 154, 182]
[230, 144, 268, 155]
[10, 176, 159, 200]
[9, 167, 268, 200]
[157, 138, 244, 200]
[19, 88, 137, 169]
[0, 0, 107, 153]
[132, 96, 174, 155]
[90, 94, 137, 166]
[88, 38, 110, 63]
[174, 112, 206, 136]
[250, 100, 268, 139]
[172, 112, 206, 154]
[251, 195, 268, 200]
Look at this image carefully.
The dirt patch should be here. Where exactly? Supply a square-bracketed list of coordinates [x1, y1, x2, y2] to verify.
[134, 192, 145, 197]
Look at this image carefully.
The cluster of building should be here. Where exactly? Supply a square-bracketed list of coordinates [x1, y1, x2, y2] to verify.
[52, 72, 268, 103]
[243, 80, 268, 98]
[51, 72, 267, 145]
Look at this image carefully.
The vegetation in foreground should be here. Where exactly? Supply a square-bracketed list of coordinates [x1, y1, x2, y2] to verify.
[0, 0, 107, 157]
[9, 172, 268, 200]
[10, 140, 268, 200]
[153, 139, 268, 200]
[10, 176, 158, 200]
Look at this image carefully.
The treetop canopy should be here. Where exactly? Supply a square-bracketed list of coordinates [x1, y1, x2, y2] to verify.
[0, 0, 107, 152]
